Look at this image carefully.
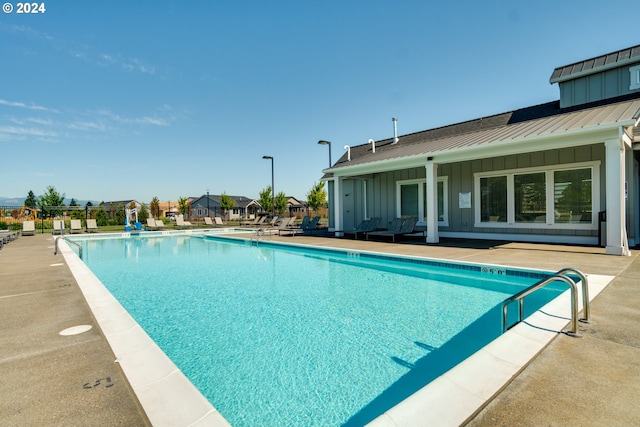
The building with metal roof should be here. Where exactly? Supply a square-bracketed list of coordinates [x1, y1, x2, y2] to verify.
[322, 44, 640, 255]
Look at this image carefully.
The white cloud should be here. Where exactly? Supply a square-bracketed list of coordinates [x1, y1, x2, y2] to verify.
[0, 99, 59, 113]
[98, 53, 156, 75]
[0, 125, 57, 138]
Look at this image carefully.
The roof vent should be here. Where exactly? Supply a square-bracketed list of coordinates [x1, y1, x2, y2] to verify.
[368, 139, 375, 153]
[392, 117, 399, 144]
[343, 145, 351, 161]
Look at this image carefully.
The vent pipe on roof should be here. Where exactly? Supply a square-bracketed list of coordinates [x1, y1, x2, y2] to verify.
[368, 139, 375, 153]
[392, 117, 399, 144]
[344, 145, 351, 161]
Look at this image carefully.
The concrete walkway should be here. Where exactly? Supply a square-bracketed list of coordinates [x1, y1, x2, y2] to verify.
[0, 232, 638, 426]
[0, 234, 150, 426]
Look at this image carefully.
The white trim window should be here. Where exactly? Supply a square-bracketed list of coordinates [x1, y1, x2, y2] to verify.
[630, 64, 640, 91]
[396, 177, 449, 225]
[474, 162, 599, 229]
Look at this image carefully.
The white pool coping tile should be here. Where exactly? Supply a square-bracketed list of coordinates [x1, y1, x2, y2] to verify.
[367, 273, 612, 427]
[58, 236, 613, 427]
[59, 240, 231, 427]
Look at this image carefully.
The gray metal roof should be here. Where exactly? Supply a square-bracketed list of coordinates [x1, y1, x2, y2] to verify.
[328, 95, 640, 172]
[550, 44, 640, 84]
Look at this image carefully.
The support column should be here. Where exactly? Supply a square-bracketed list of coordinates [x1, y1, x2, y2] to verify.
[604, 138, 630, 255]
[333, 176, 343, 237]
[425, 161, 439, 243]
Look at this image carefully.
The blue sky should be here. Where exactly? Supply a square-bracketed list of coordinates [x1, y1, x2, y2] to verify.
[1, 1, 638, 204]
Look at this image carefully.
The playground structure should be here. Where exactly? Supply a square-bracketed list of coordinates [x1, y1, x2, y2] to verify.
[124, 207, 142, 232]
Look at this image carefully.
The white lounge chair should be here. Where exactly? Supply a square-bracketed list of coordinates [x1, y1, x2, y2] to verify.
[155, 219, 165, 229]
[70, 219, 83, 234]
[147, 218, 159, 230]
[22, 220, 36, 236]
[52, 220, 65, 235]
[175, 216, 192, 229]
[204, 217, 214, 226]
[86, 219, 98, 233]
[214, 217, 224, 226]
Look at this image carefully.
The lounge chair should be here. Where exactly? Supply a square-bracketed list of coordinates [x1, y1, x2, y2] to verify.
[245, 216, 267, 227]
[365, 218, 403, 241]
[147, 218, 159, 230]
[204, 217, 214, 226]
[343, 217, 381, 239]
[175, 216, 193, 229]
[366, 217, 418, 242]
[22, 220, 36, 236]
[86, 219, 98, 233]
[262, 217, 296, 235]
[0, 230, 18, 245]
[280, 216, 320, 236]
[52, 220, 65, 235]
[155, 219, 165, 229]
[214, 217, 224, 226]
[70, 219, 83, 234]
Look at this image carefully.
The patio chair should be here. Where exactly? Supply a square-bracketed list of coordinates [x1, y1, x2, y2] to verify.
[366, 217, 418, 243]
[147, 218, 159, 230]
[70, 219, 83, 234]
[52, 220, 65, 235]
[343, 217, 381, 240]
[204, 217, 214, 226]
[0, 230, 18, 245]
[214, 217, 224, 226]
[365, 218, 403, 241]
[86, 219, 98, 233]
[281, 216, 321, 236]
[262, 217, 296, 236]
[155, 219, 165, 229]
[22, 220, 36, 236]
[175, 215, 193, 229]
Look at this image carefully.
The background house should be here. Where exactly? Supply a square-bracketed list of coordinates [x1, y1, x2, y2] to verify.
[190, 194, 260, 220]
[323, 44, 640, 255]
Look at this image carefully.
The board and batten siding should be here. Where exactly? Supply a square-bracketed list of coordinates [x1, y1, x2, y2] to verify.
[360, 144, 605, 239]
[559, 62, 640, 108]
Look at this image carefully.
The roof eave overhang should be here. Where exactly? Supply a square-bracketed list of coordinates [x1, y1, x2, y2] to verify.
[328, 121, 633, 178]
[550, 58, 640, 84]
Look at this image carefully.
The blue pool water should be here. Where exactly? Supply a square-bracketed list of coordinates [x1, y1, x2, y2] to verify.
[75, 234, 562, 426]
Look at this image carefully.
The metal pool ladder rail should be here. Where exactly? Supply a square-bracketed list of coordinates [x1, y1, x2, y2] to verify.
[502, 268, 590, 337]
[54, 236, 83, 259]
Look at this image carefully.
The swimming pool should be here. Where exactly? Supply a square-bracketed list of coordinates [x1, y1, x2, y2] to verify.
[66, 232, 565, 426]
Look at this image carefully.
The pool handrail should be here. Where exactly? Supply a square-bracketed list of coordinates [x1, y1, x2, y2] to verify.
[54, 236, 83, 259]
[555, 267, 590, 323]
[502, 273, 580, 337]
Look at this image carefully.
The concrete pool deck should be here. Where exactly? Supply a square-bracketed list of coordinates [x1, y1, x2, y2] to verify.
[1, 232, 639, 426]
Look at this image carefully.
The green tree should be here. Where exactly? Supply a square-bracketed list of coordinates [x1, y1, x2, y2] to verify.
[306, 181, 327, 214]
[24, 190, 37, 208]
[149, 196, 160, 218]
[178, 197, 190, 217]
[274, 192, 288, 215]
[68, 198, 83, 219]
[114, 203, 126, 225]
[94, 204, 109, 226]
[219, 193, 235, 219]
[259, 186, 272, 215]
[38, 186, 65, 218]
[138, 204, 149, 224]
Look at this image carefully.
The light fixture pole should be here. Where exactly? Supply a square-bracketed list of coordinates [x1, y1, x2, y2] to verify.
[317, 140, 332, 167]
[262, 155, 275, 216]
[206, 188, 210, 219]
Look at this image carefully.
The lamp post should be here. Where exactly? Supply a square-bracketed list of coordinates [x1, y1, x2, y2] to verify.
[317, 140, 332, 167]
[206, 188, 210, 220]
[262, 155, 274, 217]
